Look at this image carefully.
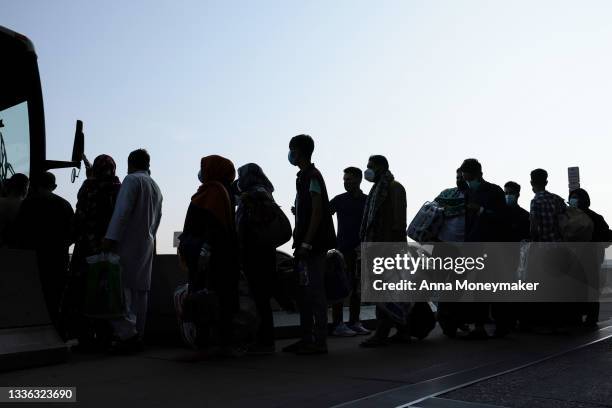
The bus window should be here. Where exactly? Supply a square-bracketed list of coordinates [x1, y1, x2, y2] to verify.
[0, 101, 30, 183]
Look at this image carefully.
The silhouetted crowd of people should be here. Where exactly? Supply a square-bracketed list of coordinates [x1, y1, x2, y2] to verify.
[1, 134, 610, 357]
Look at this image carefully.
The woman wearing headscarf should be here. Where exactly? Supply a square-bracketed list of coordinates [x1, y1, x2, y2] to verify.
[568, 188, 612, 326]
[179, 155, 240, 349]
[235, 163, 277, 353]
[67, 154, 122, 346]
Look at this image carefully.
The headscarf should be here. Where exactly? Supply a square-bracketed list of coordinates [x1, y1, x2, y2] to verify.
[237, 163, 274, 194]
[92, 154, 117, 180]
[191, 155, 236, 229]
[73, 154, 121, 257]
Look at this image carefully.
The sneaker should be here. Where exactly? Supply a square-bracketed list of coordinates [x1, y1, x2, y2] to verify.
[348, 322, 371, 335]
[332, 323, 357, 337]
[296, 342, 328, 355]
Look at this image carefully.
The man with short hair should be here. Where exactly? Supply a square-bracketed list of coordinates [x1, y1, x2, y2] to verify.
[359, 155, 408, 347]
[104, 149, 163, 350]
[529, 168, 566, 242]
[460, 158, 506, 339]
[284, 135, 336, 355]
[13, 171, 74, 331]
[504, 181, 530, 242]
[528, 169, 568, 332]
[329, 167, 369, 337]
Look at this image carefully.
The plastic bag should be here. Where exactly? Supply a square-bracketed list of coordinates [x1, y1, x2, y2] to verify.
[173, 283, 198, 349]
[83, 253, 124, 318]
[325, 249, 351, 304]
[407, 201, 445, 242]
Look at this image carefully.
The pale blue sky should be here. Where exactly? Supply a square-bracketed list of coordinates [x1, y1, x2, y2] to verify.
[4, 0, 612, 253]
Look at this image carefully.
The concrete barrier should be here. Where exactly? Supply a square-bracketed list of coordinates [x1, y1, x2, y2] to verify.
[146, 254, 187, 345]
[146, 253, 377, 345]
[0, 249, 68, 371]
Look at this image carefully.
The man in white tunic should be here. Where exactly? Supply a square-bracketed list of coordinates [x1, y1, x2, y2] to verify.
[104, 149, 163, 344]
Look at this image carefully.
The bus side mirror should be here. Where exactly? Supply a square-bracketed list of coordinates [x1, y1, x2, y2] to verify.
[71, 120, 84, 163]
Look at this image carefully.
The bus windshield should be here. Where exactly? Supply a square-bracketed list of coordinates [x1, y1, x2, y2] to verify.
[0, 100, 31, 182]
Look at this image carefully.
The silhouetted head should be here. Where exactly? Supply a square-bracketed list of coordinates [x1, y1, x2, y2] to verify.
[128, 149, 150, 174]
[38, 171, 57, 192]
[460, 158, 483, 190]
[288, 134, 314, 168]
[530, 168, 548, 193]
[365, 155, 389, 183]
[200, 155, 236, 188]
[5, 173, 29, 199]
[504, 181, 521, 206]
[343, 167, 362, 193]
[237, 162, 274, 193]
[92, 154, 117, 179]
[569, 188, 590, 209]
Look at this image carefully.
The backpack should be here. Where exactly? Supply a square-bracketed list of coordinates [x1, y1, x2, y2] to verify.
[558, 207, 594, 242]
[407, 201, 445, 242]
[241, 192, 292, 248]
[325, 249, 351, 304]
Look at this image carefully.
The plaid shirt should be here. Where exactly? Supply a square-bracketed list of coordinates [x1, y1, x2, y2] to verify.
[530, 190, 567, 242]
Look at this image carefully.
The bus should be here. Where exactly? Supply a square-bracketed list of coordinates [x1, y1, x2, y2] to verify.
[0, 25, 83, 186]
[0, 25, 83, 371]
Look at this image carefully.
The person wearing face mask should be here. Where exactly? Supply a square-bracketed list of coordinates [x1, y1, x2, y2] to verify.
[435, 168, 468, 243]
[568, 188, 611, 327]
[497, 181, 530, 333]
[329, 167, 369, 337]
[283, 134, 336, 355]
[504, 181, 530, 242]
[460, 158, 506, 339]
[358, 155, 410, 348]
[434, 168, 470, 338]
[178, 155, 241, 353]
[235, 163, 279, 353]
[360, 155, 407, 243]
[461, 158, 506, 243]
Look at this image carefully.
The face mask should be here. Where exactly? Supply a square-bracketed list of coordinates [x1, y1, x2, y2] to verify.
[467, 180, 481, 190]
[288, 151, 298, 166]
[364, 168, 376, 183]
[505, 194, 517, 206]
[569, 198, 580, 208]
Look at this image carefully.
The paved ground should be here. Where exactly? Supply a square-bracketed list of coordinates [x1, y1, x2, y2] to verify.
[2, 304, 611, 407]
[443, 337, 612, 408]
[1, 322, 611, 407]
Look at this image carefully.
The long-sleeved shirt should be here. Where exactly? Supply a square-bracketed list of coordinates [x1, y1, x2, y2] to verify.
[106, 171, 162, 290]
[530, 190, 566, 242]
